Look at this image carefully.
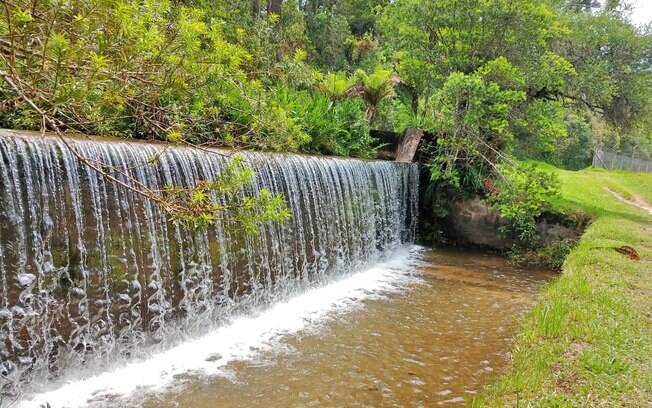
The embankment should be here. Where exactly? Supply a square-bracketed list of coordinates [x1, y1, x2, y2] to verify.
[477, 167, 652, 406]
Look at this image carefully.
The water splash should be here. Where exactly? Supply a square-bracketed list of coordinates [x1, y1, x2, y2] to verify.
[18, 247, 424, 408]
[0, 130, 418, 404]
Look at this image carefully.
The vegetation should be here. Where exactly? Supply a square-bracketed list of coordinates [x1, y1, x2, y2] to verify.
[488, 163, 561, 244]
[1, 0, 650, 158]
[475, 167, 652, 407]
[160, 154, 291, 231]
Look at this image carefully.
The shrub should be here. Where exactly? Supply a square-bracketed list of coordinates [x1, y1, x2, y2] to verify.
[272, 87, 374, 157]
[488, 163, 560, 246]
[0, 0, 311, 153]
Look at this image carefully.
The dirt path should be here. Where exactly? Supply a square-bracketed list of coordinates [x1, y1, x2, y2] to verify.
[607, 188, 652, 216]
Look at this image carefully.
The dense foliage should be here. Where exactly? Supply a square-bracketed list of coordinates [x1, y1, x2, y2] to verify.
[2, 0, 650, 161]
[1, 0, 651, 232]
[488, 163, 561, 245]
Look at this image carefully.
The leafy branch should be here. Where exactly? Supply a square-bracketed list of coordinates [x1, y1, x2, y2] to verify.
[0, 67, 291, 232]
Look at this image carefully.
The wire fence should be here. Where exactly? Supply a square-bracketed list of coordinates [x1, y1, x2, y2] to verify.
[593, 148, 652, 173]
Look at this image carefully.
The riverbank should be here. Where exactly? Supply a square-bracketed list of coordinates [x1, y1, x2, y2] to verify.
[477, 167, 652, 406]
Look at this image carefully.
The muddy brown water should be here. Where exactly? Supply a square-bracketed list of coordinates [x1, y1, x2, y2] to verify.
[132, 249, 553, 408]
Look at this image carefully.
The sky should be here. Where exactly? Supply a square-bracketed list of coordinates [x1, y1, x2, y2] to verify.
[630, 0, 652, 25]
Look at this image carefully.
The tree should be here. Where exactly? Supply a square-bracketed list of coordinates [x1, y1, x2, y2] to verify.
[307, 9, 352, 71]
[350, 66, 397, 123]
[338, 0, 389, 35]
[426, 67, 526, 186]
[380, 0, 569, 117]
[552, 8, 652, 157]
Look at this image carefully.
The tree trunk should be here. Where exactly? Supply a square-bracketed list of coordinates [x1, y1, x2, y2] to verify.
[267, 0, 283, 15]
[366, 106, 377, 125]
[395, 128, 424, 163]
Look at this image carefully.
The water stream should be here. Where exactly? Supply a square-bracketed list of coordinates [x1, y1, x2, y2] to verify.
[14, 247, 551, 408]
[135, 248, 551, 408]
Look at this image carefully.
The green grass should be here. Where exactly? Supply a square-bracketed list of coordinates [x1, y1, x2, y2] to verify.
[474, 167, 652, 407]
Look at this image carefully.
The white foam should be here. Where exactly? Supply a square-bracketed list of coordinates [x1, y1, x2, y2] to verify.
[19, 247, 422, 408]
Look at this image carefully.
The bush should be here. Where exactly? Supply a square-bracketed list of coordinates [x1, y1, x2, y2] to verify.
[488, 163, 560, 246]
[0, 0, 311, 153]
[272, 87, 374, 157]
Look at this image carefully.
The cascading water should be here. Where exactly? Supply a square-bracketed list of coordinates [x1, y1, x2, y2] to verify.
[0, 129, 418, 405]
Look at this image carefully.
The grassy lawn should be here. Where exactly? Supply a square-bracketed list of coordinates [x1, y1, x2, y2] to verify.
[475, 167, 652, 407]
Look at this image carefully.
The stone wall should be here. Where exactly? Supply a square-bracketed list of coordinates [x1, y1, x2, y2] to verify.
[445, 197, 585, 251]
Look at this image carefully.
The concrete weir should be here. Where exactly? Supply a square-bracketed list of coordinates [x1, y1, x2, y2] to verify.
[0, 129, 419, 403]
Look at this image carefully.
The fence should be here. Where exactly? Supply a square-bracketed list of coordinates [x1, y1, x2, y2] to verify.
[593, 148, 652, 173]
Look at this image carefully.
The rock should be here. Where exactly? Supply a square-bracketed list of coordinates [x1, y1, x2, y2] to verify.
[70, 287, 86, 299]
[0, 308, 12, 322]
[446, 198, 515, 250]
[129, 279, 141, 292]
[536, 218, 581, 245]
[10, 306, 26, 319]
[0, 360, 16, 376]
[446, 197, 584, 251]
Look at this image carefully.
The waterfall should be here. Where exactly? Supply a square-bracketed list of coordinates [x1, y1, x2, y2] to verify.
[0, 130, 418, 402]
